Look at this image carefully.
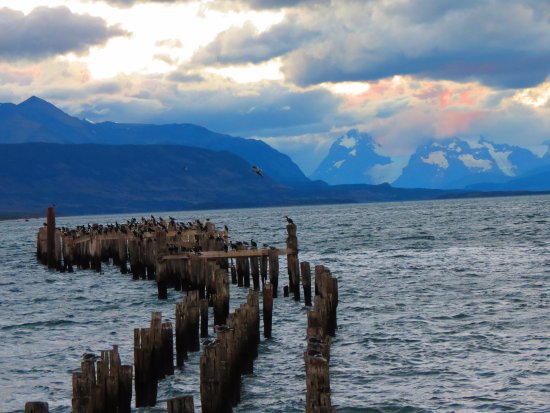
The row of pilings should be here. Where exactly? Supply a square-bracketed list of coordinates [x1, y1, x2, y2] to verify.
[32, 209, 338, 412]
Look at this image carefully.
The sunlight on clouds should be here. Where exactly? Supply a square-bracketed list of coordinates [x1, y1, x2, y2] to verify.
[513, 82, 550, 107]
[324, 81, 371, 95]
[206, 59, 282, 83]
[1, 1, 285, 81]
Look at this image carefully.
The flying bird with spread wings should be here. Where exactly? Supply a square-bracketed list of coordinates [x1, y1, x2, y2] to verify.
[252, 165, 263, 177]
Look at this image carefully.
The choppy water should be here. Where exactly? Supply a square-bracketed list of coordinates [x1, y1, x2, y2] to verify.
[1, 196, 549, 412]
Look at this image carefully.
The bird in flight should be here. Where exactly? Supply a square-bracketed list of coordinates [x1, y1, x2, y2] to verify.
[252, 165, 263, 177]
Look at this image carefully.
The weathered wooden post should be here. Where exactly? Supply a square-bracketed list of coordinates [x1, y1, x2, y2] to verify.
[25, 402, 49, 413]
[167, 396, 195, 413]
[156, 260, 168, 299]
[213, 267, 229, 327]
[304, 350, 332, 413]
[260, 255, 268, 288]
[118, 234, 127, 274]
[134, 318, 158, 407]
[243, 256, 251, 288]
[200, 298, 209, 338]
[230, 259, 237, 285]
[188, 291, 201, 352]
[250, 255, 260, 290]
[72, 345, 132, 413]
[268, 249, 279, 298]
[46, 206, 56, 269]
[262, 284, 273, 338]
[161, 321, 175, 377]
[300, 261, 312, 306]
[286, 222, 300, 301]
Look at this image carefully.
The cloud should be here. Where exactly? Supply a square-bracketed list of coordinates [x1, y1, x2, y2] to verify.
[93, 0, 326, 9]
[271, 1, 550, 89]
[192, 18, 316, 65]
[0, 6, 128, 60]
[261, 133, 334, 174]
[41, 69, 342, 138]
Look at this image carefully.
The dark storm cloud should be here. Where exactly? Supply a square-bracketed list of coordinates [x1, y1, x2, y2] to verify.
[0, 6, 128, 60]
[278, 0, 550, 89]
[192, 17, 317, 65]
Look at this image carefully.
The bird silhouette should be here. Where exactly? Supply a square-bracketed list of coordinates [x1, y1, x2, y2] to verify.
[252, 165, 263, 177]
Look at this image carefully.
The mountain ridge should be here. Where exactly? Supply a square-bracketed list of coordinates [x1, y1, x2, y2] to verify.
[0, 96, 308, 185]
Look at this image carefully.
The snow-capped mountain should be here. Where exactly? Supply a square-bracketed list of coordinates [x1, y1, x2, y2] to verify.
[310, 130, 395, 185]
[393, 137, 549, 189]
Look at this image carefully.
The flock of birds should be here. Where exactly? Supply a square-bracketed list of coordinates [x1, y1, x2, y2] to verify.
[50, 215, 295, 258]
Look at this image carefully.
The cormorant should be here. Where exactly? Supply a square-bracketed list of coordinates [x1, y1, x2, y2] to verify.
[284, 215, 294, 224]
[81, 352, 99, 362]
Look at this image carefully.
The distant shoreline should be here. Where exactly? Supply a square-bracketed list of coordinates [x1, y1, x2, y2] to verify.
[2, 190, 549, 222]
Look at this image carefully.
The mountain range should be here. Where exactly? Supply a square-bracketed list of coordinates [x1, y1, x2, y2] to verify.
[0, 96, 308, 185]
[0, 96, 459, 217]
[312, 131, 550, 191]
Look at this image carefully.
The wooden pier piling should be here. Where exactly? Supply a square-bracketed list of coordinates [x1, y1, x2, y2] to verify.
[46, 207, 57, 269]
[301, 261, 312, 307]
[72, 345, 132, 413]
[175, 291, 201, 367]
[304, 350, 332, 413]
[33, 215, 340, 412]
[268, 249, 279, 298]
[200, 298, 209, 338]
[200, 290, 260, 412]
[262, 284, 273, 338]
[25, 402, 49, 413]
[286, 223, 300, 301]
[167, 396, 195, 413]
[134, 312, 173, 407]
[304, 265, 339, 412]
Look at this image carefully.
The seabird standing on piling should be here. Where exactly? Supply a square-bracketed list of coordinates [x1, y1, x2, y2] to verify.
[81, 352, 99, 362]
[284, 216, 294, 224]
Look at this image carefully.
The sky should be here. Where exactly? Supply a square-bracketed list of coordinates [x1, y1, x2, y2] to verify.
[1, 0, 549, 175]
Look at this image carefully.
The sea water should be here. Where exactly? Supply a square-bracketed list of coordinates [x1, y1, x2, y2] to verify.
[1, 196, 549, 412]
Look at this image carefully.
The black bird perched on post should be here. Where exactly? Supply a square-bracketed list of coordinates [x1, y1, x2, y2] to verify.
[81, 352, 99, 362]
[284, 215, 294, 224]
[252, 165, 263, 177]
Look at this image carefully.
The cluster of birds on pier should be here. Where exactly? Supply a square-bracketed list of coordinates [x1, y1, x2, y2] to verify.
[52, 215, 294, 257]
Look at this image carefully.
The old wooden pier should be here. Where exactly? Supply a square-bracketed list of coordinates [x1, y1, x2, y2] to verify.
[32, 208, 338, 412]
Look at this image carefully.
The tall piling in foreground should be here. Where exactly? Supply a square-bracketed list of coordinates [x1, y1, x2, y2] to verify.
[167, 396, 195, 413]
[286, 222, 300, 301]
[304, 350, 332, 413]
[304, 264, 338, 413]
[25, 402, 49, 413]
